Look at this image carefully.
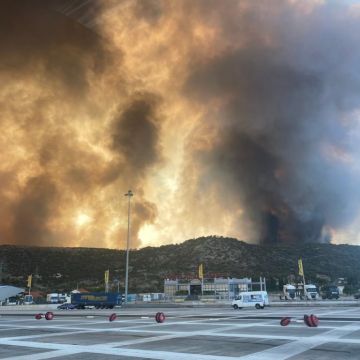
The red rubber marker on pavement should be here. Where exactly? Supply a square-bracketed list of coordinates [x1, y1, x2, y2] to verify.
[109, 313, 117, 322]
[155, 312, 165, 323]
[280, 314, 319, 327]
[310, 314, 319, 327]
[280, 317, 291, 326]
[304, 314, 319, 327]
[45, 312, 54, 320]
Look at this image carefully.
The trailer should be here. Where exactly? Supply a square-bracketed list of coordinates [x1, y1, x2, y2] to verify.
[71, 292, 121, 309]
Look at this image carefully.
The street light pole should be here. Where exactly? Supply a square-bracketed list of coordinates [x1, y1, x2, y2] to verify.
[124, 190, 133, 305]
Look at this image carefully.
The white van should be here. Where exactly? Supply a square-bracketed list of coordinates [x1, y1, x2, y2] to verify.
[232, 291, 269, 310]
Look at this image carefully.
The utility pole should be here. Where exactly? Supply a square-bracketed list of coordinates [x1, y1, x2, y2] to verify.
[124, 190, 133, 305]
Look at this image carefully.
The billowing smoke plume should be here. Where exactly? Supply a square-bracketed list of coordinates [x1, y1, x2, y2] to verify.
[1, 0, 360, 247]
[0, 0, 161, 247]
[185, 46, 359, 243]
[182, 1, 360, 244]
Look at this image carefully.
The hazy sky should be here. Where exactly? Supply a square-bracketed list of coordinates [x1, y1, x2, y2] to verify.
[1, 0, 360, 248]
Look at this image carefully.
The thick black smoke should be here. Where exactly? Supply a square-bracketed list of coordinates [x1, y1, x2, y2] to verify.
[185, 2, 360, 244]
[111, 95, 162, 179]
[12, 175, 59, 246]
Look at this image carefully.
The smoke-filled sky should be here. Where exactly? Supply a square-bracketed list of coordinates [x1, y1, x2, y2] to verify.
[2, 0, 360, 248]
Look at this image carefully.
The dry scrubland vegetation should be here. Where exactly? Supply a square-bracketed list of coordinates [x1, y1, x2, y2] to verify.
[0, 237, 359, 294]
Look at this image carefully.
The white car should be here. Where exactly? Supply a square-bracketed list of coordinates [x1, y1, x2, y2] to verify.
[232, 291, 269, 310]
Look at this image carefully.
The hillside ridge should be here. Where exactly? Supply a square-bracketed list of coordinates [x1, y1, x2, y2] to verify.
[0, 236, 359, 293]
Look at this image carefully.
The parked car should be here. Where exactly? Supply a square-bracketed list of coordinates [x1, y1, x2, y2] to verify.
[57, 303, 76, 310]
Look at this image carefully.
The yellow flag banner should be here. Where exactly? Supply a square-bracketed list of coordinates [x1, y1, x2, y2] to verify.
[298, 259, 304, 277]
[198, 264, 204, 279]
[27, 274, 32, 288]
[104, 270, 109, 283]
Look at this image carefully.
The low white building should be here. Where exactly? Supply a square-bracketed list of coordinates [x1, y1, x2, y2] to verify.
[164, 277, 266, 300]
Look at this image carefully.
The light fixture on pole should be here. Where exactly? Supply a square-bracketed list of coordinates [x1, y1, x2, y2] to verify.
[124, 190, 133, 305]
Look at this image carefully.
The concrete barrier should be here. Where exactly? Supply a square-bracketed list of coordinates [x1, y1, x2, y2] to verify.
[0, 304, 58, 311]
[0, 299, 359, 311]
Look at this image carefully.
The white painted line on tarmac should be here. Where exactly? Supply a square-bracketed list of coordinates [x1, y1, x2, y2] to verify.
[0, 349, 82, 360]
[320, 307, 356, 315]
[0, 339, 243, 360]
[104, 333, 192, 347]
[236, 322, 360, 360]
[0, 320, 274, 360]
[0, 327, 24, 332]
[101, 320, 271, 348]
[1, 308, 360, 360]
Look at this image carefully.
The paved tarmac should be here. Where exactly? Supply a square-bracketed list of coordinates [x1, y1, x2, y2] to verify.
[0, 305, 360, 359]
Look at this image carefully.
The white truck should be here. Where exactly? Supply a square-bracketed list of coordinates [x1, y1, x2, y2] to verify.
[232, 291, 269, 309]
[47, 293, 68, 304]
[280, 284, 297, 300]
[47, 293, 59, 304]
[303, 284, 319, 300]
